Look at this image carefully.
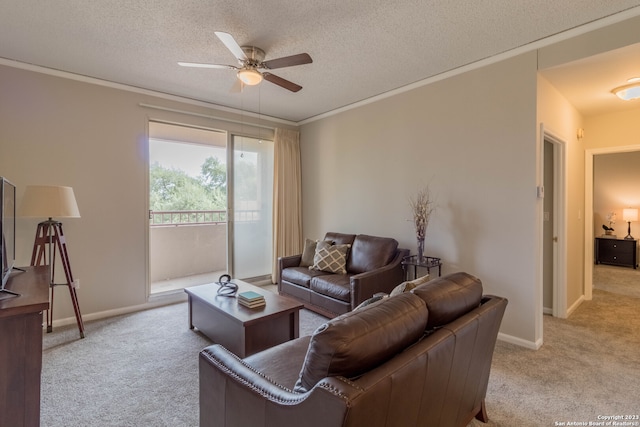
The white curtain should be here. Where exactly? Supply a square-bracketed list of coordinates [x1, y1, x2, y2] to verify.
[272, 128, 303, 283]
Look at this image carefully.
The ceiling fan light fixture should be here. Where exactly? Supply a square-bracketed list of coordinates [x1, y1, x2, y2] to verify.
[611, 81, 640, 101]
[237, 68, 263, 86]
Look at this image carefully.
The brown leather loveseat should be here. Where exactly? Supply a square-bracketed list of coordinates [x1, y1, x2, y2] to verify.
[199, 272, 508, 427]
[277, 232, 409, 317]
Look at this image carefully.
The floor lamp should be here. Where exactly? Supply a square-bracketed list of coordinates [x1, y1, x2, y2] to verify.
[20, 185, 85, 338]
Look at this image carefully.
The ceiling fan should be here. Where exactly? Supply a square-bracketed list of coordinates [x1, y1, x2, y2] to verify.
[179, 31, 312, 92]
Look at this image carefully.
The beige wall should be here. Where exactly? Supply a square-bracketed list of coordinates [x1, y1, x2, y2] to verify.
[301, 53, 540, 346]
[585, 108, 640, 150]
[0, 64, 291, 322]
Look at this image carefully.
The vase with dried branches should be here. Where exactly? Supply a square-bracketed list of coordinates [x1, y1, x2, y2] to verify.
[409, 186, 434, 262]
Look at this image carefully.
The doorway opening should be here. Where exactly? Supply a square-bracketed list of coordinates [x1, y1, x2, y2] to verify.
[541, 127, 567, 319]
[586, 146, 640, 300]
[542, 139, 555, 314]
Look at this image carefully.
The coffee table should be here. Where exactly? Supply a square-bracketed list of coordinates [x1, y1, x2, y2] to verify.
[185, 280, 304, 357]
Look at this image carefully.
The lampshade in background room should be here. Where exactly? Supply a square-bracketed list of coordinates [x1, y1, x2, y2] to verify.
[622, 208, 638, 222]
[19, 185, 81, 218]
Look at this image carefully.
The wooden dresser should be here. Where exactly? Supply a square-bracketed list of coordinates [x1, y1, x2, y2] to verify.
[594, 237, 638, 269]
[0, 266, 50, 427]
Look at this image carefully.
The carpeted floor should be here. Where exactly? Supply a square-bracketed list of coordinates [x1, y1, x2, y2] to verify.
[593, 263, 640, 298]
[41, 267, 640, 426]
[41, 301, 326, 427]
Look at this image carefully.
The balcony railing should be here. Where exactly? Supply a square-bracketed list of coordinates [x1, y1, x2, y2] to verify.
[150, 210, 226, 226]
[149, 209, 261, 226]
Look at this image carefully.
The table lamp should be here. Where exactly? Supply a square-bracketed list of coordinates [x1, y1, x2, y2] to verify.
[622, 208, 638, 240]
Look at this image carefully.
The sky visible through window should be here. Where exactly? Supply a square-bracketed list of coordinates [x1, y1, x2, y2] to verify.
[149, 139, 225, 178]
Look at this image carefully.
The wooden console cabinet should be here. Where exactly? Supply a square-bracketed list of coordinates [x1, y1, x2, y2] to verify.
[0, 266, 50, 427]
[594, 237, 638, 269]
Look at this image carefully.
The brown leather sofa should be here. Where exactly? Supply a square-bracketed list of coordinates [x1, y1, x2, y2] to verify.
[200, 272, 508, 427]
[277, 232, 409, 317]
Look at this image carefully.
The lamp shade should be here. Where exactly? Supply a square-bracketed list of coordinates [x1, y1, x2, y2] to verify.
[19, 185, 80, 218]
[622, 208, 638, 222]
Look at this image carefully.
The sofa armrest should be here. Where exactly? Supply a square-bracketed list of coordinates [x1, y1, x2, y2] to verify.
[200, 344, 357, 427]
[349, 248, 409, 308]
[279, 254, 302, 269]
[277, 254, 302, 290]
[200, 344, 304, 402]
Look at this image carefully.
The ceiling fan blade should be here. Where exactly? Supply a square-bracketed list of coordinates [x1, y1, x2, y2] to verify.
[178, 62, 237, 69]
[263, 73, 303, 92]
[262, 53, 312, 70]
[214, 31, 247, 62]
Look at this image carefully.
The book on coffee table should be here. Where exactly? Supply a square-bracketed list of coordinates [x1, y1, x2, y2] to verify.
[238, 291, 266, 308]
[238, 299, 266, 308]
[238, 291, 263, 301]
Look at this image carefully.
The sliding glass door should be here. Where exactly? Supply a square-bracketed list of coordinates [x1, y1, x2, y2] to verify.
[147, 122, 275, 295]
[230, 135, 274, 279]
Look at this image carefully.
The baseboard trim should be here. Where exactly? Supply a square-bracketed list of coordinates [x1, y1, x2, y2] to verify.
[47, 292, 187, 330]
[497, 332, 542, 350]
[566, 295, 585, 317]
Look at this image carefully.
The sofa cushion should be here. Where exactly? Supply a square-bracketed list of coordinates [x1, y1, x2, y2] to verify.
[293, 292, 428, 393]
[300, 238, 318, 267]
[310, 242, 350, 274]
[411, 272, 483, 330]
[310, 274, 352, 302]
[347, 235, 398, 274]
[282, 266, 331, 288]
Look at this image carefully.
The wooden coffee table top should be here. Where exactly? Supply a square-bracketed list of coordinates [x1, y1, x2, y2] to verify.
[184, 280, 303, 326]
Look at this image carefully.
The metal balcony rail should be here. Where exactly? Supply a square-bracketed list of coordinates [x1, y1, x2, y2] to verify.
[150, 209, 261, 226]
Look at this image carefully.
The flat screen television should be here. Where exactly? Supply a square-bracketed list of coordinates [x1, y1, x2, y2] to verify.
[1, 176, 18, 296]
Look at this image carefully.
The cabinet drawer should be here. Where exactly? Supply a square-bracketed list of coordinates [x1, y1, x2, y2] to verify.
[598, 239, 633, 254]
[598, 251, 634, 265]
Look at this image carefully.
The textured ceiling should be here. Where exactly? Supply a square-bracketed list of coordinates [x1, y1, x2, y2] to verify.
[1, 1, 640, 122]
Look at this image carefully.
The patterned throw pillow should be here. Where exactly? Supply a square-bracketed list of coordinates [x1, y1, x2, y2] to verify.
[310, 242, 350, 274]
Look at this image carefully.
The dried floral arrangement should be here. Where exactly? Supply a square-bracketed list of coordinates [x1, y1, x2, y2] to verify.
[409, 186, 434, 258]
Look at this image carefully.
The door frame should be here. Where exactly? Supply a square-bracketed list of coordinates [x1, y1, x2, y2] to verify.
[540, 124, 568, 319]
